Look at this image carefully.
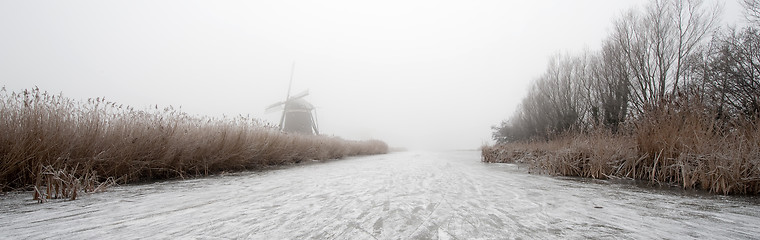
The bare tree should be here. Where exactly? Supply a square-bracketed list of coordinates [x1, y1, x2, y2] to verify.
[612, 0, 719, 113]
[701, 27, 760, 117]
[586, 40, 631, 132]
[672, 0, 722, 94]
[743, 0, 760, 25]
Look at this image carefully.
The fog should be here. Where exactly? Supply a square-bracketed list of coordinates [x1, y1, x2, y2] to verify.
[0, 0, 744, 150]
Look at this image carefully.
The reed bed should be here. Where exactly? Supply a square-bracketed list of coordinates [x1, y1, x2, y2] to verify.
[483, 105, 760, 195]
[0, 87, 388, 196]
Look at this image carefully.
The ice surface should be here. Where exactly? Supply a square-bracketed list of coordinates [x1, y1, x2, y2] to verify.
[1, 151, 759, 239]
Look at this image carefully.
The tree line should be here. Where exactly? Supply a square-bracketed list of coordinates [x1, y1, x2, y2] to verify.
[493, 0, 760, 143]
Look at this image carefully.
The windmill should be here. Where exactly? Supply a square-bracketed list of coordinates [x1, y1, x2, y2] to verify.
[265, 64, 320, 135]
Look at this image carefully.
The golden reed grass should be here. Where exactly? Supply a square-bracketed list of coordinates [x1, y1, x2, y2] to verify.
[483, 103, 760, 195]
[0, 87, 388, 197]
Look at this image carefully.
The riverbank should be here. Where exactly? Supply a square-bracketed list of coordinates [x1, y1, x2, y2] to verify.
[0, 87, 388, 199]
[482, 122, 760, 195]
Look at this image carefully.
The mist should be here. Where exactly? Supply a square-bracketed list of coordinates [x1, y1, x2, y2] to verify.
[0, 0, 744, 150]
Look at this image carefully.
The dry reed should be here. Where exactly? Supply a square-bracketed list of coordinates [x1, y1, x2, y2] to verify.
[0, 87, 388, 197]
[483, 103, 760, 195]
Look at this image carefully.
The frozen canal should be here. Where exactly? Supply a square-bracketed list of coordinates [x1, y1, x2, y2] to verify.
[2, 151, 760, 239]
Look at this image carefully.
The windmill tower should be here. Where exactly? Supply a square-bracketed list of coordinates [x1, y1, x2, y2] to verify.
[265, 64, 320, 135]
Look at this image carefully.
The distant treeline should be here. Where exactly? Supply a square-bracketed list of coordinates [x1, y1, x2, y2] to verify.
[0, 87, 388, 195]
[486, 0, 760, 194]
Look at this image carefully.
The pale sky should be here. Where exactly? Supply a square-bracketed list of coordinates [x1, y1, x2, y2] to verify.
[0, 0, 744, 150]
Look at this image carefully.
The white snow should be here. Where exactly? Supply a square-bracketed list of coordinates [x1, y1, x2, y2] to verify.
[1, 150, 759, 239]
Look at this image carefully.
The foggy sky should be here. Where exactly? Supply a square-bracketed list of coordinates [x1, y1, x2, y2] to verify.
[0, 0, 744, 150]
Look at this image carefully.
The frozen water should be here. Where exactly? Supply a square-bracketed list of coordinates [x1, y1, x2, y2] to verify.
[1, 151, 759, 239]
